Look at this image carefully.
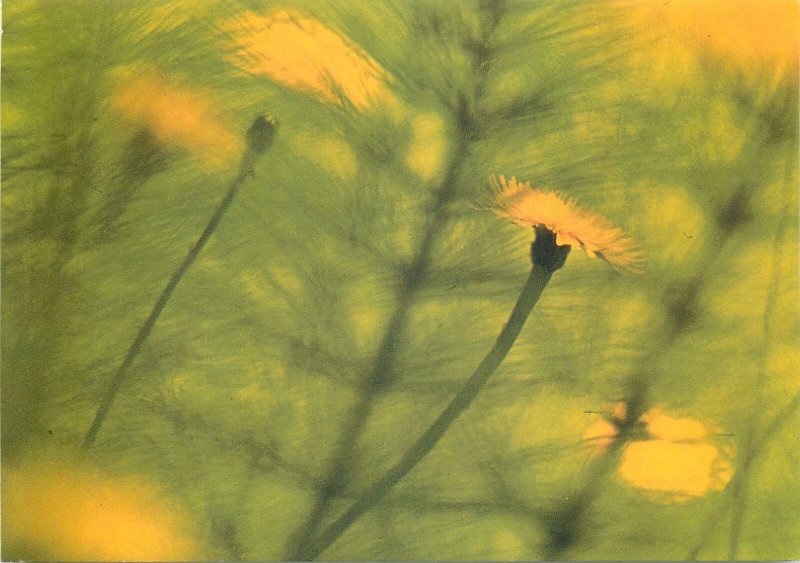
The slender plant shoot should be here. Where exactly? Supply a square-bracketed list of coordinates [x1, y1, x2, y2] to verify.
[82, 116, 278, 450]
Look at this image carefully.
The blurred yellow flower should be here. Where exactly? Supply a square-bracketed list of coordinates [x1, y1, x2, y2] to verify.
[489, 176, 643, 271]
[226, 10, 391, 109]
[654, 0, 799, 73]
[620, 408, 733, 501]
[583, 403, 628, 451]
[641, 407, 708, 441]
[620, 440, 732, 501]
[2, 458, 199, 561]
[583, 405, 733, 502]
[111, 68, 243, 169]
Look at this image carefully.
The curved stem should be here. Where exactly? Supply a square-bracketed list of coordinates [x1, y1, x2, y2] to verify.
[727, 175, 790, 560]
[286, 5, 507, 555]
[287, 130, 470, 560]
[305, 257, 560, 560]
[82, 116, 276, 450]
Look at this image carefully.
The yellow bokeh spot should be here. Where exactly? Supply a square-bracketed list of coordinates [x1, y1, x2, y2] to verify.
[492, 528, 527, 559]
[604, 294, 655, 345]
[583, 418, 619, 451]
[236, 381, 276, 406]
[643, 408, 708, 441]
[111, 68, 243, 170]
[2, 458, 199, 561]
[591, 407, 736, 501]
[582, 406, 734, 500]
[635, 184, 706, 268]
[241, 269, 272, 304]
[2, 102, 24, 131]
[290, 133, 357, 181]
[582, 403, 628, 454]
[619, 440, 732, 500]
[767, 344, 800, 395]
[707, 240, 795, 344]
[226, 10, 392, 110]
[270, 266, 304, 296]
[351, 306, 382, 352]
[406, 113, 446, 181]
[629, 0, 799, 82]
[660, 0, 798, 72]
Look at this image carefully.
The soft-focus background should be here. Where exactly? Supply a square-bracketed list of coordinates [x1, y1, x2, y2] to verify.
[2, 0, 798, 560]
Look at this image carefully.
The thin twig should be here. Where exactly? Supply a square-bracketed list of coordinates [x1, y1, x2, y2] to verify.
[285, 4, 505, 557]
[81, 116, 277, 450]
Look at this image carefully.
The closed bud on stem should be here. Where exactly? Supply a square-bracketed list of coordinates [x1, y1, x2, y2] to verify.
[247, 115, 278, 155]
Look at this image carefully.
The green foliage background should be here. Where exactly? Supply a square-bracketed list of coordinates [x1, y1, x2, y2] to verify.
[2, 0, 798, 560]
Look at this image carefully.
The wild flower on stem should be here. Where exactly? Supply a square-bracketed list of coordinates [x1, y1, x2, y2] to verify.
[488, 175, 644, 272]
[300, 176, 641, 560]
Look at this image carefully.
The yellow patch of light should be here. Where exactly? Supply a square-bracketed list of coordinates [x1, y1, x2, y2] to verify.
[406, 113, 446, 181]
[767, 344, 800, 395]
[488, 176, 644, 272]
[650, 0, 799, 73]
[492, 529, 527, 559]
[290, 133, 357, 181]
[583, 418, 619, 451]
[226, 10, 391, 110]
[606, 294, 655, 340]
[706, 241, 791, 343]
[584, 406, 736, 501]
[159, 371, 196, 401]
[351, 305, 382, 352]
[582, 403, 628, 453]
[2, 102, 24, 131]
[643, 408, 708, 441]
[635, 184, 706, 269]
[236, 381, 276, 405]
[110, 68, 242, 170]
[582, 405, 734, 500]
[269, 266, 304, 296]
[241, 269, 272, 304]
[619, 440, 733, 500]
[3, 459, 199, 561]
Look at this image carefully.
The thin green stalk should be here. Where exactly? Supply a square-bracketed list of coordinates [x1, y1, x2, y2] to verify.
[287, 130, 470, 561]
[286, 5, 506, 557]
[303, 229, 569, 561]
[689, 157, 794, 561]
[81, 116, 277, 450]
[541, 138, 782, 559]
[686, 390, 800, 561]
[727, 188, 789, 560]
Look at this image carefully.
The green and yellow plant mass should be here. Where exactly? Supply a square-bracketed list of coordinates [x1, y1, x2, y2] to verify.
[2, 0, 797, 560]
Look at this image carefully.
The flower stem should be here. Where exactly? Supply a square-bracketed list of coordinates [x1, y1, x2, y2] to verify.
[81, 116, 277, 451]
[286, 5, 507, 556]
[303, 240, 566, 560]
